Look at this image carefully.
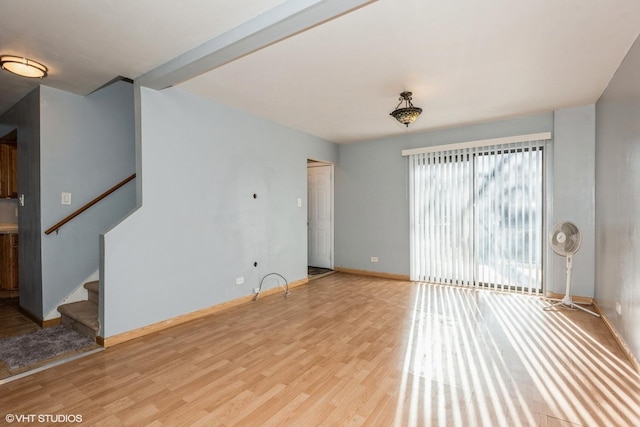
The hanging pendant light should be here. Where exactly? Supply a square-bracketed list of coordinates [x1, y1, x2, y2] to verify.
[0, 55, 48, 78]
[390, 91, 422, 127]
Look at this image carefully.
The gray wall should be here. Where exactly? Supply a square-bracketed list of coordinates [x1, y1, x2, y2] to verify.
[0, 82, 135, 319]
[551, 105, 596, 297]
[595, 34, 640, 360]
[39, 82, 136, 316]
[0, 125, 14, 139]
[336, 109, 597, 297]
[101, 86, 338, 337]
[0, 88, 42, 317]
[336, 113, 554, 276]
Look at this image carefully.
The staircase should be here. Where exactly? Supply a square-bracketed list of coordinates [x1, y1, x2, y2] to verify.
[57, 281, 99, 341]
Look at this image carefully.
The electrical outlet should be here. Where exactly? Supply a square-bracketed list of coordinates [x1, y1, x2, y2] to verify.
[615, 302, 622, 315]
[253, 288, 260, 294]
[370, 256, 378, 263]
[236, 277, 244, 285]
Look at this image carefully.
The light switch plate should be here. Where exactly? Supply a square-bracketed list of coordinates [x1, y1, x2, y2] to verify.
[61, 192, 72, 205]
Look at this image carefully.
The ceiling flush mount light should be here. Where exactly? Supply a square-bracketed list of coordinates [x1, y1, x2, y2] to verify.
[390, 91, 422, 127]
[0, 55, 48, 78]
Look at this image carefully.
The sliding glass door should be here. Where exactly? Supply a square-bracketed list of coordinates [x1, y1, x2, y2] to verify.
[409, 139, 545, 293]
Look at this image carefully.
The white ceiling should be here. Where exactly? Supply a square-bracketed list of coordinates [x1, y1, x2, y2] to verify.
[2, 0, 640, 143]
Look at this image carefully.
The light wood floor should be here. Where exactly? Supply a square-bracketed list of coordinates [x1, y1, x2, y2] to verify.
[0, 298, 40, 339]
[0, 297, 40, 379]
[1, 273, 638, 426]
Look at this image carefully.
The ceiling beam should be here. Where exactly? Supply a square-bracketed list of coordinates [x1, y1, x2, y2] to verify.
[138, 0, 376, 90]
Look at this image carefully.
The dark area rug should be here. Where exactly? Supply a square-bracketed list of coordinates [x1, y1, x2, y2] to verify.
[308, 266, 333, 276]
[0, 325, 94, 371]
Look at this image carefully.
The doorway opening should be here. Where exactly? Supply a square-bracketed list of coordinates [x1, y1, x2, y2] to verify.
[307, 160, 334, 280]
[0, 128, 20, 301]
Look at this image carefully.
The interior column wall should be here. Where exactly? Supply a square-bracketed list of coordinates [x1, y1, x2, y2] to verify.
[0, 88, 42, 318]
[551, 105, 596, 297]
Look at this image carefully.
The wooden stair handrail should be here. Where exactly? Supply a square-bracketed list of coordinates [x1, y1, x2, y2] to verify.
[45, 173, 136, 235]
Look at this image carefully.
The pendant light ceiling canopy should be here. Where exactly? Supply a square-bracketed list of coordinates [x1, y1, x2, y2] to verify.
[390, 91, 422, 127]
[1, 55, 48, 78]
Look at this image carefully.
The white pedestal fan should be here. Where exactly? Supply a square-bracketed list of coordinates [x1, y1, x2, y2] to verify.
[543, 221, 600, 317]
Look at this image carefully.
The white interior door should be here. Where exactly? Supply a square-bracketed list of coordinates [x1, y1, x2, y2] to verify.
[308, 163, 333, 269]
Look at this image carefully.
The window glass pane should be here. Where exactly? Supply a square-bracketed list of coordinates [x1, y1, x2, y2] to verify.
[410, 142, 544, 293]
[474, 147, 542, 291]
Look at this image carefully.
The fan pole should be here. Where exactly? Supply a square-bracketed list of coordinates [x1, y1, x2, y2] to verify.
[561, 254, 574, 306]
[544, 255, 600, 317]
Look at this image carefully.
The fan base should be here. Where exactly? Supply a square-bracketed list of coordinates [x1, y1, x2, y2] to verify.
[543, 297, 600, 317]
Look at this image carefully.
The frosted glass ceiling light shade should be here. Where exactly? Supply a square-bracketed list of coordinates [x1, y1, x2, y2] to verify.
[390, 91, 422, 127]
[1, 55, 48, 78]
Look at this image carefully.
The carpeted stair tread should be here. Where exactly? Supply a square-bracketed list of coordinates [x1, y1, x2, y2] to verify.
[84, 281, 100, 304]
[84, 281, 99, 294]
[57, 301, 99, 332]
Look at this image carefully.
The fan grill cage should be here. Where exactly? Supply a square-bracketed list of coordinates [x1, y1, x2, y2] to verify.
[550, 222, 581, 255]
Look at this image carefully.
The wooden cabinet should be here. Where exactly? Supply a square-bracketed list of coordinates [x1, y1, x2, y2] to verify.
[0, 233, 18, 295]
[0, 143, 17, 198]
[0, 140, 18, 296]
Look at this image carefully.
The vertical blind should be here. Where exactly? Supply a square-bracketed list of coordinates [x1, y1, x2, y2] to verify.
[408, 137, 547, 293]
